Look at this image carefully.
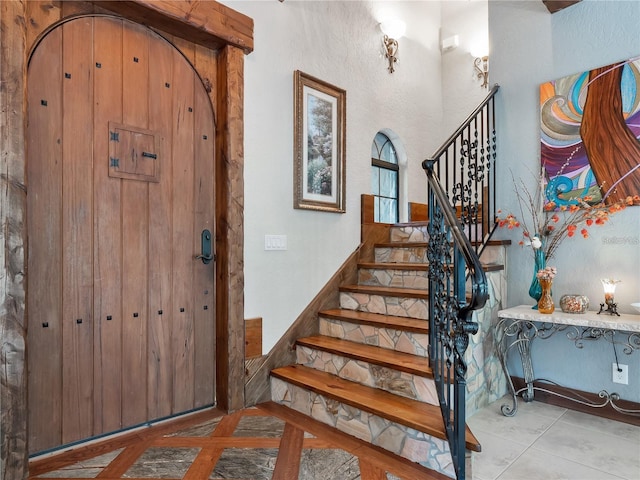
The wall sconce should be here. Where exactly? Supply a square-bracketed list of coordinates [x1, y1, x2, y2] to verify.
[473, 55, 489, 88]
[470, 39, 489, 88]
[598, 278, 621, 316]
[380, 18, 406, 74]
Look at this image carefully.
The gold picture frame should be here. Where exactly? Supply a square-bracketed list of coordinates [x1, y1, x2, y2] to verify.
[293, 70, 346, 213]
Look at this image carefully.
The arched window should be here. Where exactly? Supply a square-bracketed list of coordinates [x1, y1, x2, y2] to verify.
[371, 132, 399, 223]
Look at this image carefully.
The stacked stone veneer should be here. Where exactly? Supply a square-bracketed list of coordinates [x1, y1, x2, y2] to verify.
[271, 378, 455, 476]
[319, 315, 429, 356]
[339, 290, 428, 320]
[466, 245, 509, 416]
[358, 266, 429, 289]
[295, 345, 439, 406]
[390, 224, 429, 242]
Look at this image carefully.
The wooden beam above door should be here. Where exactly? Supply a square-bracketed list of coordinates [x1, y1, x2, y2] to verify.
[542, 0, 582, 14]
[92, 0, 254, 53]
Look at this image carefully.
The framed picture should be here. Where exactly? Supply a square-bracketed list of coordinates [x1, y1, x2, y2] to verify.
[540, 56, 640, 206]
[293, 70, 346, 212]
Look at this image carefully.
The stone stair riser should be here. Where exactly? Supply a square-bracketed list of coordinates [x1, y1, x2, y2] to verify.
[340, 292, 428, 320]
[358, 268, 428, 289]
[270, 378, 455, 478]
[375, 246, 428, 264]
[390, 226, 429, 243]
[479, 244, 507, 265]
[295, 346, 439, 406]
[318, 317, 429, 357]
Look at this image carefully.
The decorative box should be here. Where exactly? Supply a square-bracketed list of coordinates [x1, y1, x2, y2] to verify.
[559, 294, 589, 314]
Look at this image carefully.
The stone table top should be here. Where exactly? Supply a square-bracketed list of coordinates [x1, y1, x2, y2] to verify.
[498, 305, 640, 333]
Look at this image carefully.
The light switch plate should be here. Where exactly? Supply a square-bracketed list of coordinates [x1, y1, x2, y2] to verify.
[265, 234, 287, 251]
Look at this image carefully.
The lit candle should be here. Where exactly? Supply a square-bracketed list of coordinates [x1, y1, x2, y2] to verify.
[601, 278, 620, 306]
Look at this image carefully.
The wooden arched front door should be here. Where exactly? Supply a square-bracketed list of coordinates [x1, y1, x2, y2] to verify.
[27, 16, 216, 454]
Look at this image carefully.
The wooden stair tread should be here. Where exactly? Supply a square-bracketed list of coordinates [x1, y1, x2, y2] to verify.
[297, 335, 431, 377]
[319, 309, 429, 334]
[376, 240, 512, 248]
[359, 261, 503, 272]
[474, 239, 512, 246]
[358, 261, 429, 271]
[340, 284, 428, 299]
[482, 263, 505, 272]
[375, 241, 428, 248]
[392, 221, 429, 227]
[271, 364, 481, 452]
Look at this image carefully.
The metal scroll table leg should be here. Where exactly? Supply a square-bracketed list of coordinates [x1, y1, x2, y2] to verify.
[517, 328, 535, 402]
[496, 318, 519, 416]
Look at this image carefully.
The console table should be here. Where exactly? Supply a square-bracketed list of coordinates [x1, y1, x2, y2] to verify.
[496, 305, 640, 417]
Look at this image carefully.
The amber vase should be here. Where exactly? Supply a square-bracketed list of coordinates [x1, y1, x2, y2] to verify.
[537, 278, 555, 314]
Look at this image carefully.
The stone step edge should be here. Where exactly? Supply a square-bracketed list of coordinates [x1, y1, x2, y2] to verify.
[296, 335, 432, 378]
[271, 364, 481, 452]
[318, 308, 429, 334]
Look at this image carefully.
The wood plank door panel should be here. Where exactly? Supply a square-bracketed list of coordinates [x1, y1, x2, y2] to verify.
[171, 45, 196, 414]
[27, 16, 217, 454]
[93, 15, 124, 436]
[120, 19, 151, 429]
[193, 68, 216, 408]
[147, 27, 175, 422]
[26, 24, 64, 454]
[61, 16, 95, 446]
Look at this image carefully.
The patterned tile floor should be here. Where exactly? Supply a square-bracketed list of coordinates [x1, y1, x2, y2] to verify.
[29, 397, 640, 480]
[28, 402, 439, 480]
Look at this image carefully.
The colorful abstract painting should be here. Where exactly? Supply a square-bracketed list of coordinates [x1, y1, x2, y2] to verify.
[540, 55, 640, 206]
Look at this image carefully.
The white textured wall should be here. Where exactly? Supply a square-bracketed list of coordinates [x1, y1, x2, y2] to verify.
[221, 1, 444, 351]
[441, 0, 490, 139]
[490, 0, 640, 399]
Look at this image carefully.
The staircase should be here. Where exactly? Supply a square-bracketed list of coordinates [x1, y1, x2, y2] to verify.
[270, 221, 482, 478]
[268, 86, 500, 479]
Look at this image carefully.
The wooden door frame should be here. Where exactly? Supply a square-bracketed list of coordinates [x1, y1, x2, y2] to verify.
[0, 2, 253, 477]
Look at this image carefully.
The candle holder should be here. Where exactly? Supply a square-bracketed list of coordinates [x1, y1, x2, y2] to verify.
[598, 279, 620, 316]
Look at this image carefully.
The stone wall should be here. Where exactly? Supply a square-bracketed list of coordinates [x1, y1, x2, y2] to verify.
[466, 247, 509, 416]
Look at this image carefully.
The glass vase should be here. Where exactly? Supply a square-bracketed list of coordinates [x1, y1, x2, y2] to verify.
[537, 278, 555, 314]
[528, 248, 546, 309]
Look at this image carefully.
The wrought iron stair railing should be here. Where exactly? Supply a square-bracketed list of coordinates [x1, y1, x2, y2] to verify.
[421, 85, 499, 479]
[426, 85, 499, 257]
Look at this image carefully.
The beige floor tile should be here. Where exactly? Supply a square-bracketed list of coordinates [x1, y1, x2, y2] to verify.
[557, 409, 640, 442]
[468, 402, 556, 445]
[469, 430, 528, 480]
[497, 448, 625, 480]
[532, 422, 640, 480]
[509, 396, 567, 420]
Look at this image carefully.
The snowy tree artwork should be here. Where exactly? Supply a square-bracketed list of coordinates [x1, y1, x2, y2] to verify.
[294, 71, 346, 212]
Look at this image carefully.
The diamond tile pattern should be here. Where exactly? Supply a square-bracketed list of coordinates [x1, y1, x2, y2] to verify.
[31, 398, 640, 480]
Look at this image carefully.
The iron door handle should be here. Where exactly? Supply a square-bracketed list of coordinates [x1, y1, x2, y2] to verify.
[195, 229, 213, 264]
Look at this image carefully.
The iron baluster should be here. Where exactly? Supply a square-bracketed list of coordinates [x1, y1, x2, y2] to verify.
[421, 85, 498, 479]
